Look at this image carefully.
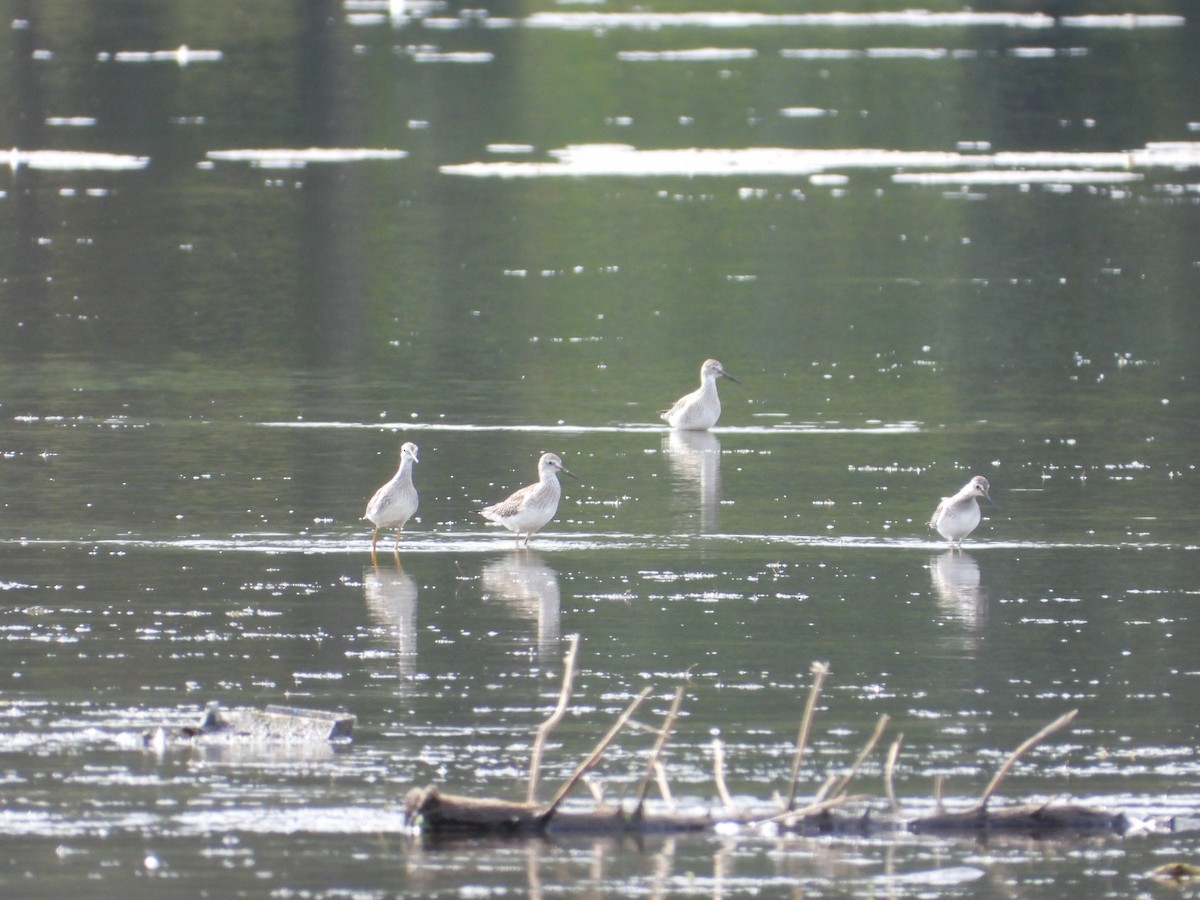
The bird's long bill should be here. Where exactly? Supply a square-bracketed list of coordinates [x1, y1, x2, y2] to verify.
[561, 467, 578, 479]
[983, 491, 997, 508]
[722, 371, 741, 384]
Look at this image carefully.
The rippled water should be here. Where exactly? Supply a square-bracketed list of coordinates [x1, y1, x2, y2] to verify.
[2, 1, 1199, 897]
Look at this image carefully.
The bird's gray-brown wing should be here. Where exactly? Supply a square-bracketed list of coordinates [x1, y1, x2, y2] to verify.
[928, 496, 951, 529]
[479, 483, 535, 520]
[660, 389, 695, 421]
[365, 476, 397, 520]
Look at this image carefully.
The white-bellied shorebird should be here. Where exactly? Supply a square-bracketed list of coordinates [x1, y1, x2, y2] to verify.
[661, 358, 739, 430]
[365, 441, 419, 557]
[930, 475, 991, 546]
[479, 452, 575, 547]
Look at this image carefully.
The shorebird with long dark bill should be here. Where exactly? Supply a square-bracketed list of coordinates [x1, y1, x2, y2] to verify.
[479, 452, 575, 547]
[930, 475, 992, 547]
[661, 358, 739, 430]
[365, 441, 420, 559]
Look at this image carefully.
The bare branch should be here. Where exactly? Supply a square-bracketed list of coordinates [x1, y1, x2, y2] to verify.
[826, 713, 890, 800]
[786, 661, 830, 810]
[971, 709, 1078, 811]
[633, 684, 687, 817]
[884, 733, 904, 815]
[653, 761, 676, 813]
[537, 686, 654, 823]
[527, 634, 580, 804]
[712, 738, 734, 811]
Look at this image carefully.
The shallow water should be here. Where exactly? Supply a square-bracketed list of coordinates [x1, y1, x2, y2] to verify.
[1, 1, 1199, 897]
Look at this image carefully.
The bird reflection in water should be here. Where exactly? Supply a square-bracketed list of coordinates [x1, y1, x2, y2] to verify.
[480, 552, 561, 655]
[363, 563, 418, 681]
[662, 429, 721, 534]
[929, 551, 987, 630]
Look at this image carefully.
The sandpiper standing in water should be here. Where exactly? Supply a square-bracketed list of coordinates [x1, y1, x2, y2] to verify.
[661, 358, 739, 430]
[479, 452, 575, 547]
[365, 441, 419, 559]
[929, 475, 992, 546]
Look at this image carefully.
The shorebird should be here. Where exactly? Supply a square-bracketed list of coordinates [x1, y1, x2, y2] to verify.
[661, 358, 739, 430]
[929, 475, 991, 546]
[365, 441, 419, 557]
[479, 452, 575, 547]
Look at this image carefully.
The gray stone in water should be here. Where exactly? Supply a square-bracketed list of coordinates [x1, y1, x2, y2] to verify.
[145, 701, 355, 748]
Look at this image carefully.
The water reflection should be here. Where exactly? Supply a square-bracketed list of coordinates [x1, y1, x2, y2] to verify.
[663, 430, 722, 534]
[407, 831, 904, 897]
[480, 552, 561, 654]
[363, 564, 418, 680]
[929, 551, 987, 630]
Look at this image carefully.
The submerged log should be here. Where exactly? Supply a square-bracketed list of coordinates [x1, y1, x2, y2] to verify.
[405, 786, 1137, 840]
[910, 802, 1130, 835]
[403, 786, 711, 836]
[401, 655, 1167, 842]
[404, 787, 542, 834]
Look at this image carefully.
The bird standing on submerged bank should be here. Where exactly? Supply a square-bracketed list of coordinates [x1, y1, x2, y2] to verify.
[365, 442, 420, 558]
[661, 358, 739, 430]
[929, 475, 992, 546]
[479, 452, 575, 547]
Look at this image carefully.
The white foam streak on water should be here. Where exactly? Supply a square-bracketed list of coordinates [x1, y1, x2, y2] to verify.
[257, 420, 923, 435]
[865, 47, 949, 59]
[4, 149, 150, 171]
[893, 170, 1143, 186]
[882, 866, 986, 886]
[780, 107, 833, 118]
[1061, 14, 1186, 28]
[781, 48, 861, 59]
[206, 148, 407, 166]
[618, 48, 758, 62]
[106, 47, 223, 64]
[523, 11, 1059, 30]
[13, 534, 1184, 556]
[408, 49, 495, 63]
[171, 806, 409, 835]
[0, 807, 407, 838]
[441, 142, 1200, 179]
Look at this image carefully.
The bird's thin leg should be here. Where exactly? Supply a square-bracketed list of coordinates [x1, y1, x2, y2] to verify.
[393, 529, 402, 554]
